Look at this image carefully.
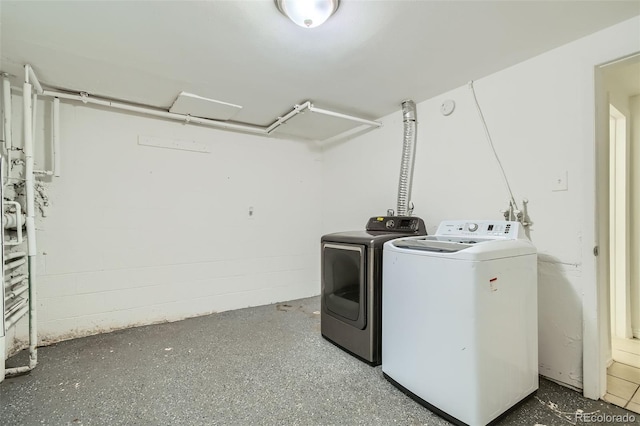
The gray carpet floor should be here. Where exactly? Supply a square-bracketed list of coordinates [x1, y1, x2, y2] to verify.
[1, 296, 637, 425]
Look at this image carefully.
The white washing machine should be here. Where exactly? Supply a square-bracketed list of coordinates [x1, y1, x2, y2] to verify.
[382, 220, 538, 426]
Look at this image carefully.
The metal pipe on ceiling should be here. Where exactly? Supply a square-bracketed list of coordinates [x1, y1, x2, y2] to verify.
[41, 90, 269, 135]
[308, 105, 382, 128]
[266, 102, 311, 134]
[40, 90, 382, 140]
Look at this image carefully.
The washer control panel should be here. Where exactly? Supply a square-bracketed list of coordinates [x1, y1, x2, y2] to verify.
[435, 220, 523, 239]
[366, 216, 426, 234]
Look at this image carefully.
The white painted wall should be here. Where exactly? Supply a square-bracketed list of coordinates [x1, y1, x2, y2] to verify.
[8, 98, 322, 345]
[322, 17, 640, 392]
[3, 12, 637, 397]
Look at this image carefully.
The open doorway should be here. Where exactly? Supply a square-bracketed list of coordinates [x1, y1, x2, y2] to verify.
[600, 54, 640, 411]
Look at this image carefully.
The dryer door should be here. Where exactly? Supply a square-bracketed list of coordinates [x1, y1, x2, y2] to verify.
[322, 243, 367, 330]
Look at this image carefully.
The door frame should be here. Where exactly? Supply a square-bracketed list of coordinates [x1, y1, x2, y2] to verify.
[588, 52, 639, 400]
[609, 104, 631, 340]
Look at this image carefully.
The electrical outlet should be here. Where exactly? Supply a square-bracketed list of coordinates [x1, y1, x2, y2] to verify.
[248, 206, 255, 219]
[552, 171, 568, 192]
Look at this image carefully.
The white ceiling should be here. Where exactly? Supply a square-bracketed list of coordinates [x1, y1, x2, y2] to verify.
[1, 1, 639, 138]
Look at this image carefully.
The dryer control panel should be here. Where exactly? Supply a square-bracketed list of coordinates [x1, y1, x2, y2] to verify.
[366, 216, 426, 234]
[436, 220, 525, 240]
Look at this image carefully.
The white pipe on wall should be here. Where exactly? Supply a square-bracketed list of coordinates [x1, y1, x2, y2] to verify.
[24, 65, 43, 95]
[53, 97, 61, 177]
[2, 76, 12, 150]
[23, 82, 38, 371]
[34, 97, 61, 177]
[23, 85, 36, 229]
[31, 92, 37, 144]
[2, 76, 13, 184]
[26, 257, 37, 369]
[32, 89, 54, 175]
[6, 81, 39, 378]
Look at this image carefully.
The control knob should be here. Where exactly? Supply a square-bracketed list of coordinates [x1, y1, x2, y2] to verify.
[468, 223, 478, 232]
[386, 219, 395, 229]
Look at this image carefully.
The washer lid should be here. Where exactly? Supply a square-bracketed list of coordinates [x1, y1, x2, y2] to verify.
[387, 237, 536, 261]
[393, 239, 473, 253]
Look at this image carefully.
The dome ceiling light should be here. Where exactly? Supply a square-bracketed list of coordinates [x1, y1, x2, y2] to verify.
[275, 0, 339, 29]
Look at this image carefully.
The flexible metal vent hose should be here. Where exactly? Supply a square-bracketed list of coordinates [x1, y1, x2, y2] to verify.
[397, 100, 417, 216]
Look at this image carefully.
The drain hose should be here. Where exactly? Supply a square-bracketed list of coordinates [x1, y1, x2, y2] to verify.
[397, 100, 417, 216]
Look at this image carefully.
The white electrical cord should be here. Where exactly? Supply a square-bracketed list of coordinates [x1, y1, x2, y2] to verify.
[468, 81, 519, 211]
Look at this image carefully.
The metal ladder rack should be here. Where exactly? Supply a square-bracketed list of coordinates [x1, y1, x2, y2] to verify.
[2, 66, 42, 382]
[2, 180, 30, 379]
